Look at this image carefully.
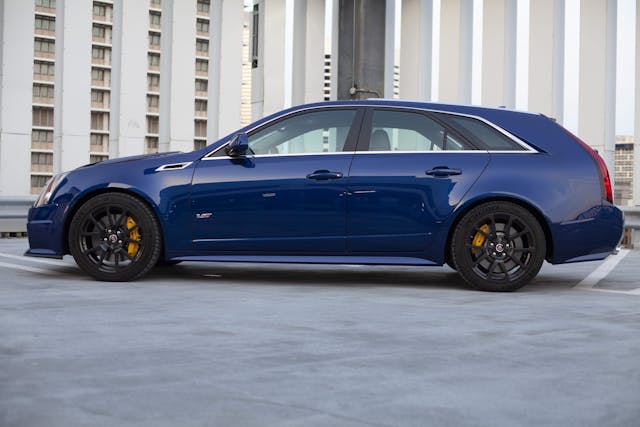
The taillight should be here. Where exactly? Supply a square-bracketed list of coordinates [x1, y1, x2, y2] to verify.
[568, 133, 613, 203]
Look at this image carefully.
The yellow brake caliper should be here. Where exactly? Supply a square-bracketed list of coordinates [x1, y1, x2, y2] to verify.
[471, 224, 489, 255]
[126, 216, 141, 257]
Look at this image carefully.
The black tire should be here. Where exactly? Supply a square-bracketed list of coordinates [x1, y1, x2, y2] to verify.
[451, 201, 546, 292]
[69, 193, 161, 281]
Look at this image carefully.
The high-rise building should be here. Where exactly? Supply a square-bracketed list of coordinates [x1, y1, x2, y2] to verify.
[614, 135, 636, 206]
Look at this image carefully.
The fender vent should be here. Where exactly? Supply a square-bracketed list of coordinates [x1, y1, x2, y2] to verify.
[155, 162, 192, 172]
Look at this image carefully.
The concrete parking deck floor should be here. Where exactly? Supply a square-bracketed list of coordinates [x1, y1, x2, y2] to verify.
[1, 238, 639, 427]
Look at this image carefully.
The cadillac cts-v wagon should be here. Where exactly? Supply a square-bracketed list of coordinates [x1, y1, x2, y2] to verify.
[26, 100, 624, 291]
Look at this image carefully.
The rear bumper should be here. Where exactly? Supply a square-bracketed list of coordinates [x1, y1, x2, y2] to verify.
[551, 204, 624, 264]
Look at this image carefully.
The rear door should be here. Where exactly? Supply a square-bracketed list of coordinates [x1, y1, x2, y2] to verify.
[346, 107, 490, 254]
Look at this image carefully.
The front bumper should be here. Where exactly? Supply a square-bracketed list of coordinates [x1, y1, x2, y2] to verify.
[25, 204, 67, 258]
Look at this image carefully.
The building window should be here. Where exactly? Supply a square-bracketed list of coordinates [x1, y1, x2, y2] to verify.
[93, 4, 105, 16]
[31, 152, 53, 166]
[92, 25, 105, 39]
[251, 4, 259, 68]
[90, 154, 108, 163]
[34, 61, 55, 79]
[150, 0, 161, 6]
[149, 33, 161, 48]
[90, 134, 108, 151]
[147, 117, 159, 134]
[148, 74, 160, 91]
[32, 130, 54, 150]
[197, 0, 210, 14]
[195, 79, 208, 92]
[195, 59, 208, 73]
[195, 100, 207, 113]
[92, 46, 105, 59]
[149, 12, 161, 26]
[147, 95, 159, 108]
[91, 68, 104, 81]
[148, 53, 160, 68]
[35, 16, 56, 32]
[91, 112, 109, 130]
[31, 175, 50, 191]
[196, 19, 209, 34]
[194, 120, 207, 137]
[196, 40, 209, 54]
[34, 38, 55, 54]
[36, 0, 56, 8]
[32, 107, 54, 127]
[33, 84, 54, 99]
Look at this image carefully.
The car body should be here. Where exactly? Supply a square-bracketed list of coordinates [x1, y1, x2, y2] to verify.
[26, 100, 624, 291]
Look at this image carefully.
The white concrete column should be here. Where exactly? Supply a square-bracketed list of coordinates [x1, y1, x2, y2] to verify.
[209, 0, 243, 139]
[159, 0, 196, 153]
[263, 0, 286, 115]
[439, 0, 473, 103]
[384, 0, 396, 98]
[481, 0, 517, 107]
[578, 0, 616, 176]
[54, 0, 92, 172]
[329, 0, 339, 101]
[633, 0, 640, 206]
[109, 0, 148, 158]
[400, 0, 433, 100]
[304, 0, 326, 103]
[528, 0, 564, 121]
[0, 0, 33, 195]
[291, 0, 307, 106]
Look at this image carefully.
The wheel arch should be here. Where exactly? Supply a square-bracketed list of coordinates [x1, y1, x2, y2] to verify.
[444, 196, 554, 266]
[62, 187, 165, 257]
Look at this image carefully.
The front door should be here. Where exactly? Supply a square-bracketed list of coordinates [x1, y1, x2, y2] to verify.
[190, 108, 362, 254]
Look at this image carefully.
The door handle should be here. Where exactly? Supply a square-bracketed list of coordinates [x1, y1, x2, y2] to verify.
[306, 170, 344, 180]
[425, 166, 462, 177]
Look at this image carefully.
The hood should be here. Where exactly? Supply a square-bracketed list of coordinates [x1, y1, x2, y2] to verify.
[83, 151, 183, 167]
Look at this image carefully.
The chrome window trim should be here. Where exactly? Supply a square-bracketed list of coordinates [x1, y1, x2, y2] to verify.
[202, 103, 539, 159]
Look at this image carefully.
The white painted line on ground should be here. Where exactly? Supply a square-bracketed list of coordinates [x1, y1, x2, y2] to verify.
[575, 249, 640, 295]
[0, 252, 68, 267]
[0, 260, 52, 275]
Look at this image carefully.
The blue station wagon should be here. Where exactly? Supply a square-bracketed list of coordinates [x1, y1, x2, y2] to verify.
[26, 100, 624, 291]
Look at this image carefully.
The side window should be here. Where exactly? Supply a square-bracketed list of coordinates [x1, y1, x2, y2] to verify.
[247, 109, 357, 155]
[367, 110, 472, 152]
[436, 114, 525, 151]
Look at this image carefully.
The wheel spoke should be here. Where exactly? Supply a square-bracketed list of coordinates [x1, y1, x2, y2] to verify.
[504, 215, 513, 239]
[83, 245, 101, 256]
[488, 214, 497, 237]
[512, 247, 534, 253]
[98, 248, 110, 267]
[81, 231, 102, 237]
[509, 254, 527, 269]
[465, 243, 484, 250]
[89, 214, 103, 229]
[498, 261, 511, 281]
[121, 250, 135, 262]
[509, 228, 530, 240]
[488, 259, 499, 277]
[473, 253, 489, 268]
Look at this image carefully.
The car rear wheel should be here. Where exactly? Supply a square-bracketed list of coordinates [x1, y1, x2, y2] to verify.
[451, 201, 546, 292]
[69, 193, 161, 281]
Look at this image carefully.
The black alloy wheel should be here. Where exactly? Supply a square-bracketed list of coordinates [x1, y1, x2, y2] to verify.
[451, 201, 546, 292]
[69, 193, 161, 281]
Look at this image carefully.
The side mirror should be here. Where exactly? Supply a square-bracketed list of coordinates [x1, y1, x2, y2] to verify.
[226, 133, 249, 157]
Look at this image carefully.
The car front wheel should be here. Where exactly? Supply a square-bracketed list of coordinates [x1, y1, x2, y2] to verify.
[451, 201, 546, 292]
[69, 193, 161, 281]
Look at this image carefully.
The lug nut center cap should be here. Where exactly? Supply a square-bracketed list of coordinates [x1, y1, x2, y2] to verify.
[495, 243, 505, 253]
[108, 234, 119, 244]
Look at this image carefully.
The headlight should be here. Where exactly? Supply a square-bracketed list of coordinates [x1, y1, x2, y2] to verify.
[34, 172, 68, 207]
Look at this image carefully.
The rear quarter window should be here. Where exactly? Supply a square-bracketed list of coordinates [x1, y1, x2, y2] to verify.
[436, 114, 525, 151]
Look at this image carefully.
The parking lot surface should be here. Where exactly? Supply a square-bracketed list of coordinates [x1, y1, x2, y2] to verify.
[1, 238, 639, 427]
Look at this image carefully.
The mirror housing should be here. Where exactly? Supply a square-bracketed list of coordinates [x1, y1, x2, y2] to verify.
[226, 133, 249, 157]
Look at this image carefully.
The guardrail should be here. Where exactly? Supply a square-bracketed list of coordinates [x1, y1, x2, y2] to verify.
[621, 206, 640, 249]
[1, 196, 639, 247]
[0, 196, 36, 236]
